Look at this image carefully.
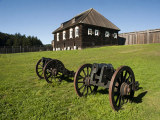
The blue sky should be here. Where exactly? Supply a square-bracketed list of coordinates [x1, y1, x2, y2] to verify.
[0, 0, 160, 44]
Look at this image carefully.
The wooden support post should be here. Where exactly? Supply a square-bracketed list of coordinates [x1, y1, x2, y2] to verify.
[20, 46, 21, 53]
[4, 46, 6, 54]
[11, 46, 13, 53]
[147, 30, 149, 44]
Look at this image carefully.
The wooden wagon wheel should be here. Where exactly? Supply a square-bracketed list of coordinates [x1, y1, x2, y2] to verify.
[36, 58, 45, 79]
[109, 66, 135, 111]
[43, 59, 65, 83]
[74, 64, 98, 97]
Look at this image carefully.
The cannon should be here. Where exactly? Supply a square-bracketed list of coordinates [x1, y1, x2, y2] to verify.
[36, 57, 74, 83]
[36, 58, 139, 111]
[74, 63, 139, 111]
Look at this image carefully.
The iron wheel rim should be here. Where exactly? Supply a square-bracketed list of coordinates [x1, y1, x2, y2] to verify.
[74, 64, 98, 97]
[109, 66, 135, 111]
[44, 59, 64, 83]
[36, 59, 44, 79]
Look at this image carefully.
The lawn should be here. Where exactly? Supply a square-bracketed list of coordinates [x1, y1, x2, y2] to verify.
[0, 44, 160, 120]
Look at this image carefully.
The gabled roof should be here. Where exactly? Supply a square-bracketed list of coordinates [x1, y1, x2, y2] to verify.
[52, 8, 120, 34]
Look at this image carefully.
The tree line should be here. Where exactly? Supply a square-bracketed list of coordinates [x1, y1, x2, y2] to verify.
[0, 32, 43, 46]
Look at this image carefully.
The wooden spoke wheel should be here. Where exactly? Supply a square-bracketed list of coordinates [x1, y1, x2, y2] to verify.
[74, 64, 98, 97]
[36, 58, 45, 79]
[109, 66, 135, 111]
[43, 59, 65, 83]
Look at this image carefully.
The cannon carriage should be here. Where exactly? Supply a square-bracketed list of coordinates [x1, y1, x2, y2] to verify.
[35, 57, 139, 111]
[36, 57, 74, 83]
[74, 63, 139, 111]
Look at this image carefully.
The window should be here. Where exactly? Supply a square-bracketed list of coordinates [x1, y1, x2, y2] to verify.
[113, 33, 118, 39]
[88, 28, 92, 35]
[95, 29, 99, 36]
[63, 31, 66, 40]
[69, 28, 73, 39]
[57, 33, 59, 41]
[105, 31, 110, 37]
[75, 26, 79, 38]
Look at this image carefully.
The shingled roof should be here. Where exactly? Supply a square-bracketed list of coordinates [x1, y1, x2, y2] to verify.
[52, 8, 120, 34]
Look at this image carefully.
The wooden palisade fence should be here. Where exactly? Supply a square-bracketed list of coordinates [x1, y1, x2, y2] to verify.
[0, 46, 52, 54]
[119, 28, 160, 45]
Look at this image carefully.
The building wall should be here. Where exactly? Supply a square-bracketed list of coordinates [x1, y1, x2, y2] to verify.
[81, 24, 118, 48]
[53, 24, 119, 50]
[53, 24, 82, 50]
[119, 29, 160, 45]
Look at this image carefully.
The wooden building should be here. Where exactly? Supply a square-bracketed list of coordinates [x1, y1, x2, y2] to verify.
[52, 8, 120, 50]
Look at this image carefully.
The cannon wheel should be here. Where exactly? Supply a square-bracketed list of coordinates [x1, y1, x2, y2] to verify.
[43, 59, 65, 83]
[109, 66, 135, 111]
[74, 64, 98, 97]
[36, 58, 45, 79]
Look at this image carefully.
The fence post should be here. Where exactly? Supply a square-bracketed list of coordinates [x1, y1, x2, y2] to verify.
[12, 46, 13, 53]
[27, 46, 28, 52]
[4, 46, 7, 53]
[20, 46, 21, 53]
[147, 30, 150, 44]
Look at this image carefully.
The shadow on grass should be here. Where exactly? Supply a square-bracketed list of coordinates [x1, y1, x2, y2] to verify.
[96, 87, 147, 104]
[97, 88, 108, 94]
[59, 75, 73, 83]
[132, 91, 148, 103]
[62, 77, 73, 83]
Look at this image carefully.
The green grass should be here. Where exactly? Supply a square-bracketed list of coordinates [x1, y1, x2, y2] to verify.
[0, 44, 160, 120]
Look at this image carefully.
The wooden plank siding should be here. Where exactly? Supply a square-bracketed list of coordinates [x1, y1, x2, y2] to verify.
[53, 24, 119, 50]
[53, 24, 82, 50]
[119, 29, 160, 45]
[0, 46, 52, 54]
[81, 24, 118, 48]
